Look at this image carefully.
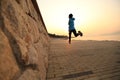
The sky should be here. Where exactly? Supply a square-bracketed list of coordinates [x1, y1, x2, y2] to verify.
[37, 0, 120, 41]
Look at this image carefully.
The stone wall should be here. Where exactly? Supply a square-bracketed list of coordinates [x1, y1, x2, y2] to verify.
[0, 0, 49, 80]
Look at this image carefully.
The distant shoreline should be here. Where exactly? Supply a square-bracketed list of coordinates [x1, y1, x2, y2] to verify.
[48, 33, 68, 39]
[50, 37, 120, 42]
[48, 33, 120, 42]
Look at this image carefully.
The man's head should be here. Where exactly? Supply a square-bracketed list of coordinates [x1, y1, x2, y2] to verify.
[69, 14, 73, 18]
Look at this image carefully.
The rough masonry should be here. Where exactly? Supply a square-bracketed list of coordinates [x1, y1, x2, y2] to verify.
[0, 0, 49, 80]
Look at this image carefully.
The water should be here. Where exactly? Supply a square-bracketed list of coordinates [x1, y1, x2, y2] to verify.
[73, 35, 120, 41]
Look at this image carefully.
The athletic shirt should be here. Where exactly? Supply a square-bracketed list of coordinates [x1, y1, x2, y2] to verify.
[68, 18, 75, 31]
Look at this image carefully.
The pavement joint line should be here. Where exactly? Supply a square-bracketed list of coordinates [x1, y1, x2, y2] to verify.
[62, 71, 93, 79]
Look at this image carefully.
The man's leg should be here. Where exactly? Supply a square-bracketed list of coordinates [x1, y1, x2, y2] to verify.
[73, 29, 79, 37]
[69, 31, 72, 44]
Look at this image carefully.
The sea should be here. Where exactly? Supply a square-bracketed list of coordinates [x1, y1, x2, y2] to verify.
[73, 35, 120, 41]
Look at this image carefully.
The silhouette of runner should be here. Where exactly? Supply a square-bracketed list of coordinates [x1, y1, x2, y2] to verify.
[68, 13, 83, 44]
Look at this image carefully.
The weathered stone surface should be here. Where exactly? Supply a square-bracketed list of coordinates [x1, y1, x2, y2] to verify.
[0, 0, 49, 80]
[0, 29, 20, 80]
[17, 69, 41, 80]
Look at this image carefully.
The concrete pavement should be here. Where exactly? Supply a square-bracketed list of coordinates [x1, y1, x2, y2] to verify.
[46, 39, 120, 80]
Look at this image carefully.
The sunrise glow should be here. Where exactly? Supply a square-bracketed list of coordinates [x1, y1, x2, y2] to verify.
[37, 0, 120, 40]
